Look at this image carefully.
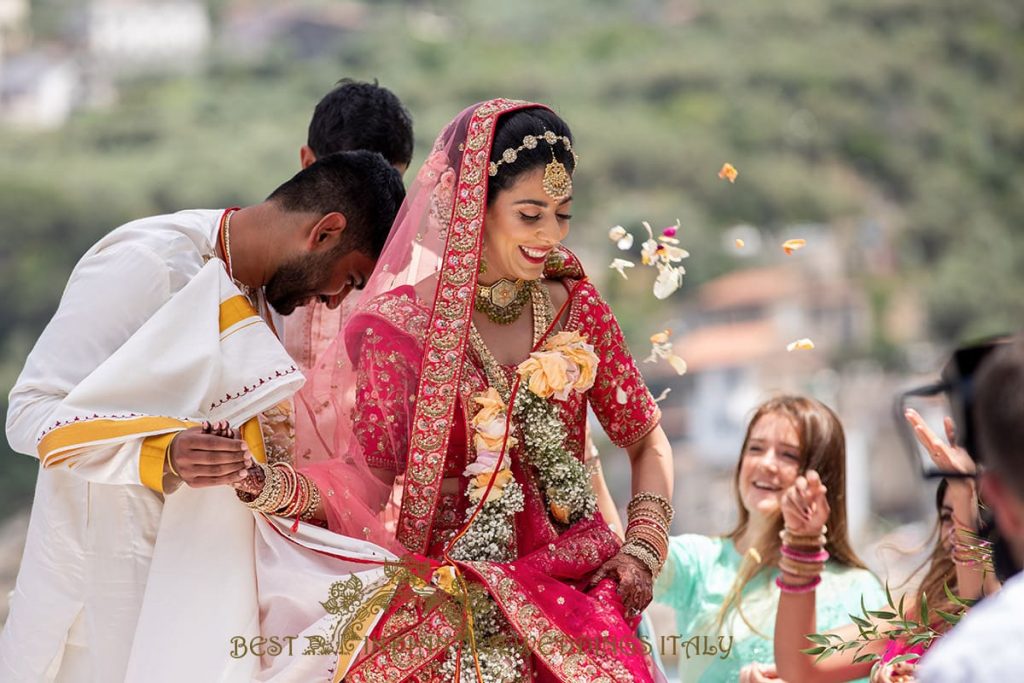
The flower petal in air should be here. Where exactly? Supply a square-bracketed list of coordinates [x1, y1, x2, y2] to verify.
[609, 226, 634, 250]
[640, 239, 659, 266]
[668, 355, 688, 375]
[786, 338, 815, 352]
[718, 163, 738, 183]
[735, 238, 745, 248]
[782, 239, 807, 255]
[653, 266, 684, 299]
[609, 258, 635, 279]
[650, 330, 671, 346]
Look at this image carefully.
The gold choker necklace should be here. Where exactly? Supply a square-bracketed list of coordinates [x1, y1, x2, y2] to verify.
[475, 278, 532, 325]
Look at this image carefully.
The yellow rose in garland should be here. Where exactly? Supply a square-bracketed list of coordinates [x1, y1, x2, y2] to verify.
[516, 350, 572, 400]
[543, 330, 599, 393]
[472, 387, 507, 427]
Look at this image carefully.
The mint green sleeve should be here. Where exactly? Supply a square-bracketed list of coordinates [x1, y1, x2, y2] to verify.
[653, 534, 706, 615]
[816, 566, 886, 632]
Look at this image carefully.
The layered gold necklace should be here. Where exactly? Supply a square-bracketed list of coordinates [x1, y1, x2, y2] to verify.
[474, 277, 533, 325]
[470, 282, 554, 400]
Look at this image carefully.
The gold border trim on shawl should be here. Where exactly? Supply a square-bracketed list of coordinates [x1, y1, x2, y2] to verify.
[219, 294, 258, 333]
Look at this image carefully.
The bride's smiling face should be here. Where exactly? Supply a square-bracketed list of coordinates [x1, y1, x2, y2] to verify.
[481, 167, 572, 282]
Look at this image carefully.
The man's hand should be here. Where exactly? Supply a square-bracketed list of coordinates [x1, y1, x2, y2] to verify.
[168, 421, 252, 488]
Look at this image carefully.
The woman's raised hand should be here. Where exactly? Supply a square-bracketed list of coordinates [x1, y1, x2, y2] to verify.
[904, 409, 975, 479]
[780, 470, 829, 535]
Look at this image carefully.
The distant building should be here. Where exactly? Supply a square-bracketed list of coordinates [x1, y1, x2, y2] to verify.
[675, 263, 870, 464]
[86, 0, 210, 74]
[0, 51, 80, 129]
[219, 3, 364, 62]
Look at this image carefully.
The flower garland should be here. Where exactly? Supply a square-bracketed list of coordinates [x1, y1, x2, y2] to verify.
[445, 330, 601, 683]
[513, 330, 599, 525]
[450, 388, 525, 563]
[452, 330, 600, 564]
[437, 583, 526, 683]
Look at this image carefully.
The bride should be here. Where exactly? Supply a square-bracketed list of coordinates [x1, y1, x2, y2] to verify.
[241, 99, 674, 682]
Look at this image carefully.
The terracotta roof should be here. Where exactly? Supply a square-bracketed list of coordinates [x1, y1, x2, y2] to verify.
[674, 320, 781, 371]
[698, 266, 801, 310]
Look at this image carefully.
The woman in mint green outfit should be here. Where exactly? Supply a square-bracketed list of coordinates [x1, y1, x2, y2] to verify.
[653, 396, 884, 682]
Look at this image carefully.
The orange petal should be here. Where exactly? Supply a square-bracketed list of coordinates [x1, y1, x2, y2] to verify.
[718, 163, 738, 183]
[649, 329, 671, 345]
[782, 238, 806, 255]
[735, 238, 745, 248]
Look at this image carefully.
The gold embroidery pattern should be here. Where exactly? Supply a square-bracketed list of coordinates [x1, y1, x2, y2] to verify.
[398, 98, 542, 553]
[572, 281, 662, 448]
[466, 562, 636, 683]
[345, 593, 464, 683]
[352, 328, 419, 472]
[359, 290, 431, 344]
[259, 400, 294, 465]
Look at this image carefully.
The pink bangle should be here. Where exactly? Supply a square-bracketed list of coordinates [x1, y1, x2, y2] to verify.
[776, 575, 822, 594]
[781, 545, 830, 563]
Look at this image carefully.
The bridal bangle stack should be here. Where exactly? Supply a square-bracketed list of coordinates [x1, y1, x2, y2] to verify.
[622, 492, 674, 577]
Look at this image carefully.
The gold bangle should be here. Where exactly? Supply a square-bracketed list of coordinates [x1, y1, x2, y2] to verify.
[165, 441, 181, 478]
[246, 463, 281, 511]
[627, 492, 674, 522]
[301, 477, 322, 521]
[622, 541, 662, 577]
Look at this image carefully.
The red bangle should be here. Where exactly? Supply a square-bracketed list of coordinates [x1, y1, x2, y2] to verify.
[776, 575, 822, 594]
[780, 545, 829, 563]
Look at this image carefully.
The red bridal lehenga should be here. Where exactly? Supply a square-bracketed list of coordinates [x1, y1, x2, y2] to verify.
[284, 99, 665, 682]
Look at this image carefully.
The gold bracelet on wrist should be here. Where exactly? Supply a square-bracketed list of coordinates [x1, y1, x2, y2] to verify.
[622, 541, 662, 577]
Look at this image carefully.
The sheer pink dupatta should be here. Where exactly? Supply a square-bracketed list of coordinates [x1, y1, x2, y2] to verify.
[291, 101, 486, 552]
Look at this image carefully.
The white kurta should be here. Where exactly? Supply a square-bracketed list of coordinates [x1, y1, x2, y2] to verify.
[2, 210, 230, 681]
[917, 569, 1024, 682]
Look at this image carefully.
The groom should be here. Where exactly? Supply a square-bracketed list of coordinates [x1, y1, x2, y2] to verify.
[0, 152, 404, 681]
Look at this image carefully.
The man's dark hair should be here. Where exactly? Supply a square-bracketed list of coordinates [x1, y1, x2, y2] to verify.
[974, 336, 1024, 498]
[267, 150, 405, 257]
[307, 78, 414, 168]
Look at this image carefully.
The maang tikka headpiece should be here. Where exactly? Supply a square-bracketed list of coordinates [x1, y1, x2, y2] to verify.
[488, 130, 577, 200]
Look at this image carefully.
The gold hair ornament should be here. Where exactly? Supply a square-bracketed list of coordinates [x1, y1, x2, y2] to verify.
[488, 131, 577, 200]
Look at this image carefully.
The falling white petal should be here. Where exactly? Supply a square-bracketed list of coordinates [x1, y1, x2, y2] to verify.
[786, 338, 815, 352]
[609, 258, 635, 279]
[653, 266, 684, 299]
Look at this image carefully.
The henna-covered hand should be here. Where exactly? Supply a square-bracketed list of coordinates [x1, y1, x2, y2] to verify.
[589, 551, 653, 617]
